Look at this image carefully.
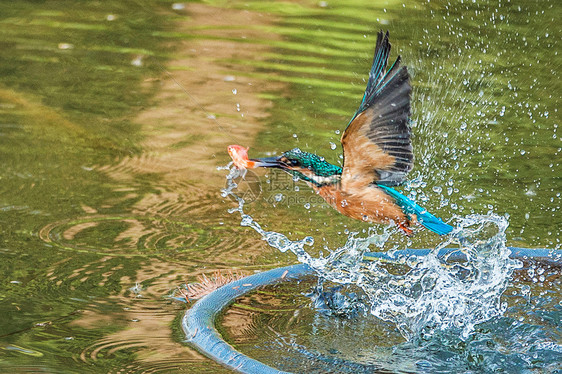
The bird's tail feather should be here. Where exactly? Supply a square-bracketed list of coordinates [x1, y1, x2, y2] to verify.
[378, 184, 454, 235]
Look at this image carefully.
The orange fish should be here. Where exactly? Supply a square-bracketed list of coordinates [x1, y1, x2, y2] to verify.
[227, 145, 256, 169]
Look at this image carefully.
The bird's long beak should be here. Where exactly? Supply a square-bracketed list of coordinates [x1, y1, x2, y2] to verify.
[249, 156, 283, 168]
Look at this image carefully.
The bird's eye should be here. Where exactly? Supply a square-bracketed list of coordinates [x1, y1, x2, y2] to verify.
[289, 159, 300, 166]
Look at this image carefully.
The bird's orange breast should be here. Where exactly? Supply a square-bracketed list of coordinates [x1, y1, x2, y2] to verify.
[313, 184, 410, 229]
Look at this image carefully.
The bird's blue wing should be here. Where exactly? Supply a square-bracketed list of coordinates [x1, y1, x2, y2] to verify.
[355, 31, 392, 118]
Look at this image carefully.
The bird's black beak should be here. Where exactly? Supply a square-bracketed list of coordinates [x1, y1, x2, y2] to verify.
[250, 156, 284, 168]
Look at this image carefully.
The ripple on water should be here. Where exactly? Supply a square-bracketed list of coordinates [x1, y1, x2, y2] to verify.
[79, 337, 148, 363]
[39, 215, 205, 256]
[37, 212, 255, 263]
[1, 344, 43, 357]
[105, 360, 230, 374]
[62, 257, 204, 370]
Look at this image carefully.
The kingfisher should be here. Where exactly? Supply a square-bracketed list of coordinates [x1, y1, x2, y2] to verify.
[229, 31, 453, 236]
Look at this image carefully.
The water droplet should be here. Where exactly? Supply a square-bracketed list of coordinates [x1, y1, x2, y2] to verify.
[58, 43, 74, 50]
[240, 215, 253, 226]
[131, 56, 143, 67]
[232, 89, 237, 95]
[304, 203, 311, 209]
[274, 193, 283, 202]
[329, 142, 337, 150]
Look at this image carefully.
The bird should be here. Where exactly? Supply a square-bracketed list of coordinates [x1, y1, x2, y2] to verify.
[236, 31, 453, 236]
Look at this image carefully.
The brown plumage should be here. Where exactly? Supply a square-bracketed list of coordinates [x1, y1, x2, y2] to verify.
[325, 30, 414, 234]
[314, 183, 413, 235]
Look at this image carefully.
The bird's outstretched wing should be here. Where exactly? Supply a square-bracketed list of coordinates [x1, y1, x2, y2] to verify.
[341, 31, 413, 189]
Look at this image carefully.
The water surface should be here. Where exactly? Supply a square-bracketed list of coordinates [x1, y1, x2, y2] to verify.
[0, 0, 559, 372]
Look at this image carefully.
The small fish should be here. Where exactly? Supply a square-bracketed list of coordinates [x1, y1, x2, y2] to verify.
[227, 145, 256, 169]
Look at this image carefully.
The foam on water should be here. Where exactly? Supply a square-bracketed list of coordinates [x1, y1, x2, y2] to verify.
[222, 165, 522, 341]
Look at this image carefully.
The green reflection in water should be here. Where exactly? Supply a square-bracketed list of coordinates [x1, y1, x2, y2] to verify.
[0, 1, 168, 142]
[0, 0, 189, 371]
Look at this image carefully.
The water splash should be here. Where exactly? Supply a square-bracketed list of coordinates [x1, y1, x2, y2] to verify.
[222, 165, 521, 340]
[365, 214, 521, 340]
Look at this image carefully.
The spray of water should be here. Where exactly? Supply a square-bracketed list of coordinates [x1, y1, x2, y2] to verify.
[221, 165, 521, 340]
[365, 215, 521, 340]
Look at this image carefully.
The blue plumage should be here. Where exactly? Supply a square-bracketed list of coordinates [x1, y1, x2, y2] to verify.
[377, 184, 454, 235]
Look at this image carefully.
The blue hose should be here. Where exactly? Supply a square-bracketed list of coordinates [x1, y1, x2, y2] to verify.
[182, 264, 313, 374]
[182, 248, 559, 373]
[363, 247, 561, 263]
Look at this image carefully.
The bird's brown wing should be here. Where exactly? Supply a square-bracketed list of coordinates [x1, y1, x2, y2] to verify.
[341, 33, 413, 190]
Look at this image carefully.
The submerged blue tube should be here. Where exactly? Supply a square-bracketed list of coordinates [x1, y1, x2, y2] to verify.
[364, 247, 561, 263]
[182, 248, 559, 374]
[182, 263, 314, 374]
